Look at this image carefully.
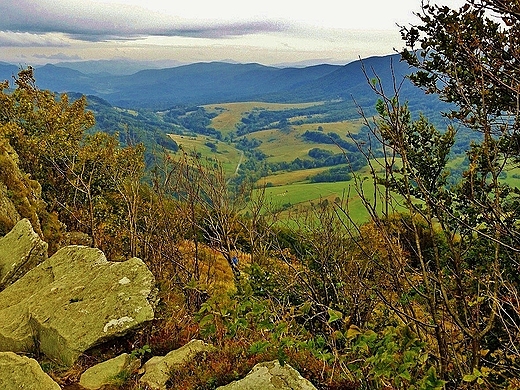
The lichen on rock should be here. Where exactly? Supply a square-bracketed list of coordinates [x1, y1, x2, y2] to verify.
[0, 352, 61, 390]
[0, 244, 156, 366]
[79, 353, 141, 390]
[0, 218, 48, 290]
[216, 360, 317, 390]
[140, 339, 215, 390]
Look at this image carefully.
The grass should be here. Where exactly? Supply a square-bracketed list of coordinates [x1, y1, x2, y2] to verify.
[205, 101, 324, 137]
[257, 166, 335, 186]
[503, 166, 520, 188]
[260, 176, 397, 225]
[248, 120, 363, 164]
[168, 134, 242, 176]
[257, 160, 409, 224]
[253, 128, 335, 163]
[295, 118, 365, 134]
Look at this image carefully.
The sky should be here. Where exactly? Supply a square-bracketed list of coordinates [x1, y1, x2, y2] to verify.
[0, 0, 464, 67]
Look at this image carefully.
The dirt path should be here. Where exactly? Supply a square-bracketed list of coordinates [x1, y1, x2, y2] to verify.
[227, 150, 244, 184]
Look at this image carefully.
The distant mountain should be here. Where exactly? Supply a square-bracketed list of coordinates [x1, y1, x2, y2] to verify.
[53, 59, 186, 76]
[98, 61, 343, 108]
[33, 65, 101, 95]
[0, 63, 20, 83]
[0, 54, 445, 115]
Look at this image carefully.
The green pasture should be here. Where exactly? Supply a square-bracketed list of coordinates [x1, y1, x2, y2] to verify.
[295, 118, 365, 135]
[260, 176, 399, 225]
[168, 134, 242, 176]
[251, 128, 333, 163]
[205, 101, 322, 136]
[503, 166, 520, 189]
[247, 120, 363, 164]
[257, 166, 334, 186]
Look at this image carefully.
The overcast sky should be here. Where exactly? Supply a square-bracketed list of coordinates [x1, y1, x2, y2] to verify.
[0, 0, 464, 66]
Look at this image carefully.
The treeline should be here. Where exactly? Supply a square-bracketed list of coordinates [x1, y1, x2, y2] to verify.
[163, 106, 222, 139]
[302, 130, 359, 152]
[230, 147, 365, 185]
[309, 165, 352, 183]
[235, 101, 359, 136]
[73, 93, 179, 163]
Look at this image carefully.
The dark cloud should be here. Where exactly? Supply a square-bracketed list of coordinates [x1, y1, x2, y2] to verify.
[0, 0, 288, 44]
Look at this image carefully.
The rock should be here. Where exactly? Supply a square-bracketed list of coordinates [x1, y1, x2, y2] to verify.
[0, 139, 44, 237]
[140, 339, 214, 390]
[62, 231, 94, 247]
[79, 353, 141, 389]
[0, 245, 156, 366]
[0, 218, 48, 290]
[0, 180, 20, 232]
[0, 351, 61, 390]
[216, 360, 317, 390]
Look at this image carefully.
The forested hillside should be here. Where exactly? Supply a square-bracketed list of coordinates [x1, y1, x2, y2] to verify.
[0, 54, 442, 115]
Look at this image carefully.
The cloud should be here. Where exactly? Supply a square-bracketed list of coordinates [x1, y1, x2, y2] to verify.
[0, 0, 289, 43]
[0, 31, 70, 47]
[33, 52, 82, 61]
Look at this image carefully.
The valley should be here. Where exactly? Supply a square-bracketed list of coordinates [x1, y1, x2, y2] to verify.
[0, 53, 493, 222]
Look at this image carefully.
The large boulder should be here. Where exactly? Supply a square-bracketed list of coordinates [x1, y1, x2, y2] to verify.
[80, 353, 141, 390]
[0, 218, 48, 290]
[140, 339, 214, 390]
[217, 360, 317, 390]
[0, 351, 60, 390]
[0, 245, 156, 366]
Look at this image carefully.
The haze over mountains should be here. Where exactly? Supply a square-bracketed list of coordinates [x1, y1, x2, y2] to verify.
[0, 54, 439, 114]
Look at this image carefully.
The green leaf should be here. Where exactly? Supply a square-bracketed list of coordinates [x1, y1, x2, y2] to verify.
[463, 368, 482, 382]
[327, 308, 343, 323]
[248, 340, 271, 354]
[346, 325, 362, 340]
[399, 370, 412, 381]
[199, 314, 214, 327]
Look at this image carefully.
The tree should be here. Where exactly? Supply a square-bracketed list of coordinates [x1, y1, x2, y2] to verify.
[0, 68, 146, 257]
[347, 0, 520, 386]
[0, 68, 95, 191]
[175, 151, 248, 280]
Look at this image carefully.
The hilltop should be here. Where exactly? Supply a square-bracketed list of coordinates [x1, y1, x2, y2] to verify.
[0, 54, 441, 114]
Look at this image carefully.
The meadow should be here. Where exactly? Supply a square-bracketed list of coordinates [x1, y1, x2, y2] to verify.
[172, 101, 380, 221]
[171, 101, 503, 225]
[205, 101, 322, 137]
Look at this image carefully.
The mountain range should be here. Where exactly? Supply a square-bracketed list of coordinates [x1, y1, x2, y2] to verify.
[0, 54, 442, 113]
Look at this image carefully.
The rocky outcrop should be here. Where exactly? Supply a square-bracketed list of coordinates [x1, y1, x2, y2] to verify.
[217, 360, 317, 390]
[0, 180, 19, 232]
[0, 245, 156, 366]
[80, 353, 141, 390]
[140, 339, 214, 390]
[0, 138, 44, 237]
[0, 352, 60, 390]
[0, 218, 48, 290]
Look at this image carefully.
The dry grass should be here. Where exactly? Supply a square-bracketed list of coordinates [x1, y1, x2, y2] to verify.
[205, 101, 323, 136]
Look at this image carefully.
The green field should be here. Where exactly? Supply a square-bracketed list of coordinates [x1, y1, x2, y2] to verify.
[172, 102, 402, 224]
[503, 167, 520, 188]
[249, 128, 341, 163]
[203, 100, 365, 165]
[259, 176, 400, 224]
[205, 101, 323, 136]
[258, 166, 334, 186]
[168, 134, 243, 176]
